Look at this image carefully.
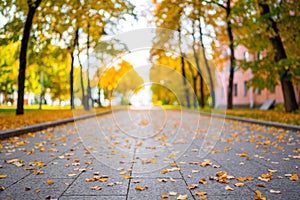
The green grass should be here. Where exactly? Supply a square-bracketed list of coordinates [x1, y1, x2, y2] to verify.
[0, 105, 71, 113]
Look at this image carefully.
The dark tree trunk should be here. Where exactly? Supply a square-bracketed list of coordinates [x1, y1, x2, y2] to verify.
[200, 75, 205, 108]
[180, 55, 191, 108]
[39, 64, 44, 110]
[178, 27, 191, 108]
[191, 22, 204, 108]
[193, 76, 198, 108]
[70, 28, 79, 110]
[198, 18, 215, 108]
[87, 21, 91, 109]
[77, 51, 86, 108]
[16, 0, 42, 115]
[226, 0, 235, 109]
[259, 3, 298, 112]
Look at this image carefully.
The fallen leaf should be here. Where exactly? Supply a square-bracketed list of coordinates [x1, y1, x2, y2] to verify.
[99, 177, 109, 182]
[290, 173, 298, 181]
[195, 191, 208, 199]
[225, 185, 234, 191]
[187, 184, 198, 190]
[135, 184, 145, 191]
[0, 174, 7, 179]
[157, 178, 168, 182]
[161, 194, 168, 198]
[199, 178, 207, 184]
[133, 180, 141, 183]
[256, 184, 265, 187]
[169, 191, 177, 196]
[122, 175, 132, 179]
[270, 189, 281, 194]
[268, 169, 277, 173]
[234, 182, 244, 187]
[91, 186, 102, 190]
[47, 179, 54, 185]
[200, 159, 211, 167]
[237, 152, 248, 157]
[177, 194, 188, 200]
[107, 183, 114, 187]
[254, 190, 266, 200]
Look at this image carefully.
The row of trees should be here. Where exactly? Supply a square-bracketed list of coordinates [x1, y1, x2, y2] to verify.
[151, 0, 299, 112]
[0, 0, 135, 114]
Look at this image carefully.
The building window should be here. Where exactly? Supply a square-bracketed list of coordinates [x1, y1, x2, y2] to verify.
[234, 83, 238, 97]
[255, 88, 261, 95]
[244, 81, 248, 96]
[257, 52, 262, 60]
[243, 52, 249, 61]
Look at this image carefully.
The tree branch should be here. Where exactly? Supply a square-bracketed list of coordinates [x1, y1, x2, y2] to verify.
[203, 0, 226, 10]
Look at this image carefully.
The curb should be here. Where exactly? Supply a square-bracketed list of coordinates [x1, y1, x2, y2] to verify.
[199, 112, 300, 132]
[0, 110, 112, 140]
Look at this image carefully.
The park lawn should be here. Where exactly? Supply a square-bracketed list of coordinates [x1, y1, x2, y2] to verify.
[224, 109, 300, 125]
[163, 105, 300, 125]
[0, 105, 110, 131]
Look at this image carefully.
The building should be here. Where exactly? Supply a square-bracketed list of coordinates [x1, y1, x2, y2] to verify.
[215, 45, 299, 108]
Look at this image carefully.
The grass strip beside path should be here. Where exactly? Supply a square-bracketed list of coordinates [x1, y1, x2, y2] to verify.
[0, 106, 109, 131]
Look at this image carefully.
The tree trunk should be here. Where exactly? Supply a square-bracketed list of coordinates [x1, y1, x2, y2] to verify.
[70, 28, 79, 110]
[178, 27, 191, 108]
[200, 75, 205, 108]
[77, 51, 86, 109]
[259, 3, 298, 112]
[197, 17, 215, 108]
[39, 64, 44, 110]
[87, 21, 91, 109]
[16, 0, 42, 115]
[191, 22, 204, 108]
[226, 0, 235, 109]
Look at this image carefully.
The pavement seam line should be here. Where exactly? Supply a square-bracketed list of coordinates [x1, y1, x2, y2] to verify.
[58, 141, 90, 198]
[125, 143, 137, 200]
[176, 161, 197, 200]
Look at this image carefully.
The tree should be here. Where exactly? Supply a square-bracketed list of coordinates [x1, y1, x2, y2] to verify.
[0, 42, 19, 105]
[16, 0, 42, 114]
[99, 60, 143, 104]
[234, 0, 299, 112]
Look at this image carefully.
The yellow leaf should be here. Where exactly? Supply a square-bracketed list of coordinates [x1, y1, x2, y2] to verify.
[290, 173, 298, 181]
[135, 184, 145, 191]
[254, 190, 266, 200]
[237, 152, 248, 157]
[199, 178, 207, 184]
[225, 185, 234, 191]
[161, 193, 168, 198]
[161, 169, 168, 174]
[170, 163, 177, 167]
[99, 177, 109, 182]
[47, 179, 54, 185]
[234, 182, 244, 187]
[187, 184, 198, 190]
[122, 175, 132, 179]
[195, 191, 208, 199]
[200, 159, 211, 167]
[0, 174, 7, 179]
